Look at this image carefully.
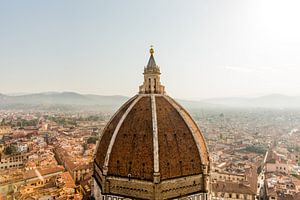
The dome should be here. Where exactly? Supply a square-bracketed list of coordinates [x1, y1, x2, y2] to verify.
[93, 48, 210, 200]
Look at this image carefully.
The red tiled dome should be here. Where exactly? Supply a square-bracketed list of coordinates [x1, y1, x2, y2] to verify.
[95, 95, 209, 181]
[93, 48, 210, 199]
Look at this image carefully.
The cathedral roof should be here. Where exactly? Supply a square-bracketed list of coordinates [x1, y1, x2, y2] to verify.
[94, 94, 209, 181]
[93, 47, 210, 199]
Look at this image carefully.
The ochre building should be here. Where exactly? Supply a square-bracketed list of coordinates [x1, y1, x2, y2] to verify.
[93, 48, 211, 200]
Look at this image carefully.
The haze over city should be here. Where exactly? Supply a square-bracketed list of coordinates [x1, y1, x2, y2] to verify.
[1, 0, 300, 100]
[2, 1, 300, 200]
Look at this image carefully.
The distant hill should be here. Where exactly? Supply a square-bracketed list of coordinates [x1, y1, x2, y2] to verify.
[0, 92, 129, 111]
[1, 92, 300, 111]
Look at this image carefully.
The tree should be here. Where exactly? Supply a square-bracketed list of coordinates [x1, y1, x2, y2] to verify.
[220, 133, 223, 140]
[244, 145, 266, 155]
[87, 136, 98, 144]
[295, 145, 300, 153]
[84, 143, 88, 150]
[4, 145, 17, 155]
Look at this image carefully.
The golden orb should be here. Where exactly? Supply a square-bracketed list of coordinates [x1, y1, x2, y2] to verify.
[150, 46, 154, 55]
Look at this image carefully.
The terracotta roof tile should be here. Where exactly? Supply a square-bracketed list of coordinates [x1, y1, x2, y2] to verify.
[95, 94, 210, 181]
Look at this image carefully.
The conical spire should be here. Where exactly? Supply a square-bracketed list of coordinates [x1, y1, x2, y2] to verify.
[139, 46, 165, 94]
[147, 46, 157, 68]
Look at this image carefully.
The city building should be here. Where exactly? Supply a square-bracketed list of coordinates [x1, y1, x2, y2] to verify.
[0, 153, 29, 170]
[211, 166, 257, 199]
[0, 166, 65, 198]
[54, 147, 92, 183]
[0, 126, 12, 140]
[265, 150, 289, 174]
[93, 48, 211, 199]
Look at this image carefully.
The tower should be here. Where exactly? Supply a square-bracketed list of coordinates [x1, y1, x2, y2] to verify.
[139, 47, 165, 95]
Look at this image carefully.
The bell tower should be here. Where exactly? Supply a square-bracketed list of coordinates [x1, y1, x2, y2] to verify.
[139, 46, 165, 94]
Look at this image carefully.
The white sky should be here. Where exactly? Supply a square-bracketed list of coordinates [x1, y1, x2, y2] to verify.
[1, 0, 300, 99]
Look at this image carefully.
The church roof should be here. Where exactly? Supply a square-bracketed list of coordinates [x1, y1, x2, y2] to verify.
[93, 47, 210, 199]
[94, 95, 209, 181]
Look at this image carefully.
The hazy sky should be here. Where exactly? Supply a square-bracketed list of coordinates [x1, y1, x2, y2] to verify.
[1, 0, 300, 100]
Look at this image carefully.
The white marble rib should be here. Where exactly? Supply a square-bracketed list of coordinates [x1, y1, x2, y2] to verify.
[151, 94, 160, 174]
[162, 95, 205, 164]
[95, 95, 138, 161]
[103, 95, 142, 175]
